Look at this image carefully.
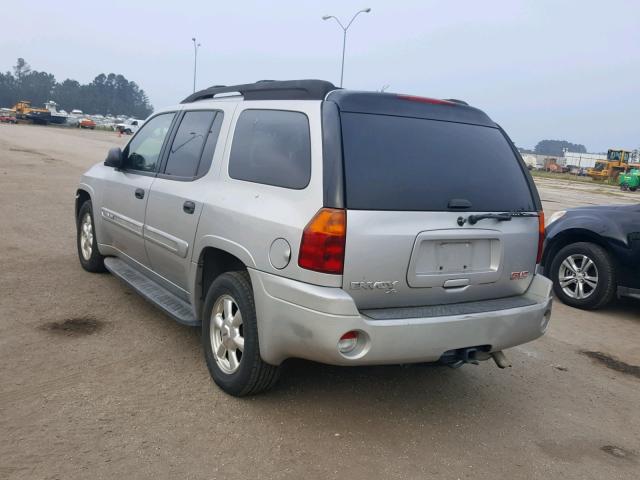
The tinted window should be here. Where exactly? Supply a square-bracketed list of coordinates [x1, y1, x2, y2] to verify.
[165, 111, 217, 177]
[229, 110, 311, 189]
[197, 113, 224, 177]
[340, 113, 535, 212]
[125, 113, 174, 172]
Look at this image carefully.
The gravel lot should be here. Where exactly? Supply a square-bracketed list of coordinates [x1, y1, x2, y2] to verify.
[1, 124, 638, 480]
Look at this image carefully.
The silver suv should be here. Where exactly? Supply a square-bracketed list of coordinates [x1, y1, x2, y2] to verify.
[76, 80, 553, 396]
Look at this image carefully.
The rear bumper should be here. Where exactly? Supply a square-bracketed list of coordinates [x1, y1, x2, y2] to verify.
[249, 270, 553, 366]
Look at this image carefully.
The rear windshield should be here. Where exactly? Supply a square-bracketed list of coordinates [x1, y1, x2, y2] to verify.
[340, 113, 535, 212]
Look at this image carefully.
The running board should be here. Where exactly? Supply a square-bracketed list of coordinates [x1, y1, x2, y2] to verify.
[104, 257, 200, 327]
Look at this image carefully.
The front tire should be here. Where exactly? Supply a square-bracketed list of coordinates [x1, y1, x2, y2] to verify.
[202, 271, 280, 396]
[77, 201, 106, 272]
[549, 242, 616, 310]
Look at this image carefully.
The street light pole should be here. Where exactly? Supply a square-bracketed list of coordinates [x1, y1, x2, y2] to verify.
[192, 37, 201, 93]
[322, 8, 371, 87]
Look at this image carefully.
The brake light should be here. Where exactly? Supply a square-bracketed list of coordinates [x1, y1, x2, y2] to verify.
[537, 211, 545, 264]
[397, 94, 454, 105]
[298, 208, 346, 275]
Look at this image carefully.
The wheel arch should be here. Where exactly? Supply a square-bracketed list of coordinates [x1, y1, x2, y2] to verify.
[542, 228, 612, 274]
[75, 187, 93, 219]
[193, 244, 253, 321]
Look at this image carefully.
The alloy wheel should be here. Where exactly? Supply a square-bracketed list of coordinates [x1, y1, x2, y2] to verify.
[80, 212, 94, 261]
[558, 254, 598, 300]
[210, 294, 244, 374]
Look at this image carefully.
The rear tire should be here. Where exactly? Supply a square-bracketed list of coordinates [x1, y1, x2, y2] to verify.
[630, 187, 637, 192]
[549, 242, 615, 310]
[76, 201, 106, 273]
[202, 271, 280, 396]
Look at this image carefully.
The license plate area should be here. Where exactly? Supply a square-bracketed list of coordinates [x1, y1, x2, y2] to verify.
[407, 230, 503, 288]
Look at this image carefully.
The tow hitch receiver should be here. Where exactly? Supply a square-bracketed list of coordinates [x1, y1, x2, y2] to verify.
[440, 346, 492, 369]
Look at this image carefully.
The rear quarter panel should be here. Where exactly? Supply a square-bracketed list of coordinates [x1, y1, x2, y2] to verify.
[193, 100, 342, 288]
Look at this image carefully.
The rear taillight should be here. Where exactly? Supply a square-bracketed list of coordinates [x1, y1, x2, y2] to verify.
[397, 94, 454, 105]
[537, 211, 545, 264]
[298, 208, 346, 275]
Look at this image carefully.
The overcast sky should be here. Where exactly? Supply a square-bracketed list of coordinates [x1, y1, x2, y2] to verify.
[2, 0, 638, 151]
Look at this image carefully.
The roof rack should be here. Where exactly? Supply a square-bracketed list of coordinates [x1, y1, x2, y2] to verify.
[181, 79, 337, 104]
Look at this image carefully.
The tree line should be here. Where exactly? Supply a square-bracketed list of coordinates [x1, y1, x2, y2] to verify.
[534, 139, 587, 156]
[0, 58, 153, 118]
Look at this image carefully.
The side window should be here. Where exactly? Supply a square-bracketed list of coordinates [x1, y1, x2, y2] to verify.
[229, 109, 311, 189]
[197, 113, 224, 177]
[124, 113, 174, 172]
[164, 110, 221, 178]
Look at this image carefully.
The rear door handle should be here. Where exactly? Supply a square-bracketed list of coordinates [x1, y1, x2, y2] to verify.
[134, 188, 145, 199]
[183, 201, 196, 214]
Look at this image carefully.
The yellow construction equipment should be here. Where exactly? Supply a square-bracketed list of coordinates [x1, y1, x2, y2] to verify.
[10, 100, 48, 121]
[587, 149, 631, 182]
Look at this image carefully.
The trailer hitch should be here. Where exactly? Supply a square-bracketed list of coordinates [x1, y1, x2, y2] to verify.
[441, 346, 491, 368]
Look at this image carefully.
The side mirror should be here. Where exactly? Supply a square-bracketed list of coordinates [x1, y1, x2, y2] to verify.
[104, 147, 123, 169]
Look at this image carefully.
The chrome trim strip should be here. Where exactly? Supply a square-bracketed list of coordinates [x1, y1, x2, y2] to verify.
[143, 225, 189, 258]
[101, 207, 143, 237]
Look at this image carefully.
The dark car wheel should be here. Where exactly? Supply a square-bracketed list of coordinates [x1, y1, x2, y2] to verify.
[77, 201, 107, 273]
[549, 242, 616, 310]
[202, 271, 280, 396]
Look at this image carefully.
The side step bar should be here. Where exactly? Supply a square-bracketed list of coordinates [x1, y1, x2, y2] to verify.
[104, 257, 200, 327]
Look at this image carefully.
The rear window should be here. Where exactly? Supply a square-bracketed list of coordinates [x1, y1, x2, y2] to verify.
[340, 113, 535, 212]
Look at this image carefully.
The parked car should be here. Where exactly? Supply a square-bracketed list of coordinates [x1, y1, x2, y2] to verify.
[79, 118, 96, 130]
[0, 114, 17, 124]
[75, 79, 552, 396]
[542, 205, 640, 309]
[116, 118, 144, 134]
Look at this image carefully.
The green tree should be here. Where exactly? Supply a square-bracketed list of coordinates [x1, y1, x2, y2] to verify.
[12, 58, 31, 81]
[19, 70, 56, 106]
[0, 71, 18, 107]
[2, 58, 154, 118]
[534, 140, 587, 156]
[52, 79, 81, 111]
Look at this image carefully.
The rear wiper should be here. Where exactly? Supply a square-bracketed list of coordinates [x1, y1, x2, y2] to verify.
[457, 213, 512, 226]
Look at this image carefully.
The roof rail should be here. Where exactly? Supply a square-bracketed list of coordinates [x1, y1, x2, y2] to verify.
[181, 79, 338, 104]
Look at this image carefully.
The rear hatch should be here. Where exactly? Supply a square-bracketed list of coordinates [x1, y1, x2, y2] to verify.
[334, 95, 541, 310]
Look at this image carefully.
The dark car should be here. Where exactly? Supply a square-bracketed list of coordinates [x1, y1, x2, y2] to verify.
[541, 204, 640, 309]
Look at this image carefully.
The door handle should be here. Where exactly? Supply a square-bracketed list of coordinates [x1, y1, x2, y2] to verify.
[183, 201, 196, 214]
[134, 188, 145, 199]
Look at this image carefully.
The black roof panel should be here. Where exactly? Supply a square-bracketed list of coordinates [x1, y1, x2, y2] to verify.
[181, 79, 494, 127]
[326, 90, 495, 127]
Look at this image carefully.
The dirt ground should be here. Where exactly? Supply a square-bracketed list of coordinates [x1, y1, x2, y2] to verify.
[0, 124, 638, 480]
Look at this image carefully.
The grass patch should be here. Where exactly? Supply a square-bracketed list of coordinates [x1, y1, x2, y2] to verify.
[530, 170, 595, 183]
